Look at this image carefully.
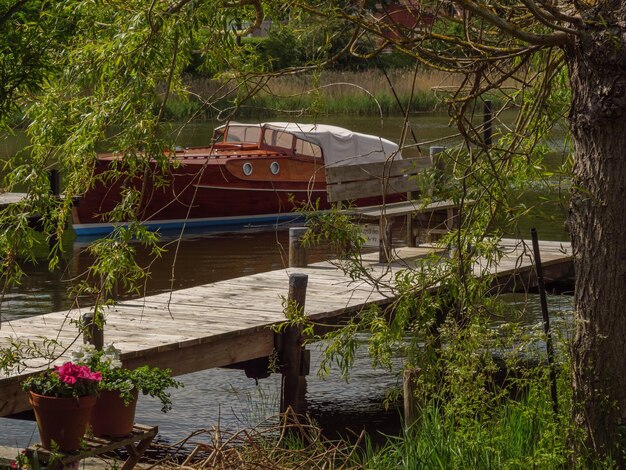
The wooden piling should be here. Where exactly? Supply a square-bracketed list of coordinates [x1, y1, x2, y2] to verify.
[288, 227, 308, 268]
[82, 312, 104, 350]
[403, 367, 421, 430]
[531, 228, 559, 415]
[48, 169, 61, 197]
[280, 273, 308, 414]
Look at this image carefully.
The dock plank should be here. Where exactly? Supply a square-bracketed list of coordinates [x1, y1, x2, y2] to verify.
[0, 239, 573, 416]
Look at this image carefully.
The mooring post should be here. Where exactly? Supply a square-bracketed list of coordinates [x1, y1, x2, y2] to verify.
[403, 367, 421, 430]
[280, 273, 308, 414]
[531, 228, 559, 415]
[82, 312, 104, 350]
[288, 227, 308, 268]
[48, 169, 61, 197]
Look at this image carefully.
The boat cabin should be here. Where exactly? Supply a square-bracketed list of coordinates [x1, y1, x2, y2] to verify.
[213, 122, 401, 166]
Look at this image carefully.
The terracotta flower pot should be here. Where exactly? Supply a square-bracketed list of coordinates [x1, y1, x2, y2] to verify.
[28, 392, 97, 452]
[90, 389, 138, 437]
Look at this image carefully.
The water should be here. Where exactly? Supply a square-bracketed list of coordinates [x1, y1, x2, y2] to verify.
[0, 232, 574, 448]
[0, 114, 573, 448]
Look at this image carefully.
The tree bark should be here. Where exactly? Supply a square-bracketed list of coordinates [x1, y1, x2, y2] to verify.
[565, 25, 626, 462]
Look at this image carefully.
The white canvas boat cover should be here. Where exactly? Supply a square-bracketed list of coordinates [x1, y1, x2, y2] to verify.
[264, 122, 402, 167]
[217, 122, 402, 167]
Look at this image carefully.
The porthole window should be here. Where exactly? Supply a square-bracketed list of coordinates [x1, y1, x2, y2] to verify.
[270, 161, 280, 175]
[243, 162, 253, 176]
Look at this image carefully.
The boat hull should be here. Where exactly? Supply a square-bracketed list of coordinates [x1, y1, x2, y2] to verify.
[73, 155, 330, 236]
[72, 122, 406, 237]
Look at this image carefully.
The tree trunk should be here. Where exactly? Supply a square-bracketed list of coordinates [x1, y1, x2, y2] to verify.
[565, 27, 626, 462]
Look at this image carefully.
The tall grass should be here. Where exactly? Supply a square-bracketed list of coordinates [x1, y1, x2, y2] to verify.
[360, 384, 572, 469]
[162, 69, 465, 120]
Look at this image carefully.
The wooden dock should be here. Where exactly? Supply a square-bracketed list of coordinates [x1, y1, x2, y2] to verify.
[0, 192, 27, 210]
[0, 238, 573, 417]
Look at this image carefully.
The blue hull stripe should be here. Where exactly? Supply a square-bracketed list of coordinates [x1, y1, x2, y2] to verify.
[73, 213, 304, 237]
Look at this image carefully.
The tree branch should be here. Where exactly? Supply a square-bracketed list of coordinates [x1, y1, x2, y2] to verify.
[518, 0, 581, 35]
[0, 0, 30, 29]
[167, 0, 195, 15]
[453, 0, 574, 46]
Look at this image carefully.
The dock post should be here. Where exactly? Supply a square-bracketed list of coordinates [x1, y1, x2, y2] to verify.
[531, 228, 558, 415]
[288, 227, 308, 268]
[403, 367, 421, 430]
[48, 169, 61, 197]
[82, 312, 104, 350]
[280, 273, 308, 414]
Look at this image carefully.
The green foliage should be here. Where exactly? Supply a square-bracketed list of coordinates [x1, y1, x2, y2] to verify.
[256, 28, 304, 70]
[123, 364, 182, 413]
[0, 0, 587, 462]
[361, 383, 573, 469]
[74, 343, 182, 412]
[21, 363, 101, 398]
[0, 0, 66, 128]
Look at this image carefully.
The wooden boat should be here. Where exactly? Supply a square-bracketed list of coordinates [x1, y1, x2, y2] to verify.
[72, 122, 402, 237]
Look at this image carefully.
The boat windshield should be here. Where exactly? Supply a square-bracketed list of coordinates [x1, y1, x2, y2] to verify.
[295, 138, 322, 158]
[263, 127, 322, 158]
[218, 124, 261, 144]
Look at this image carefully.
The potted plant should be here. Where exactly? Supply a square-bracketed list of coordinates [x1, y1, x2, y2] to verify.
[72, 343, 182, 437]
[21, 362, 102, 452]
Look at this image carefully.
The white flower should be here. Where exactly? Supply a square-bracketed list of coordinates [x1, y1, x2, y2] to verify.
[71, 344, 96, 363]
[70, 350, 84, 362]
[103, 343, 121, 359]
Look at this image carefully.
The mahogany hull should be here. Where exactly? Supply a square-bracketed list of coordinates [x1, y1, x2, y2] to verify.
[73, 154, 331, 236]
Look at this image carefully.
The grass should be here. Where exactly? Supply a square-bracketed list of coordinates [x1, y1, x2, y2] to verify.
[161, 69, 468, 120]
[147, 382, 577, 469]
[360, 385, 571, 469]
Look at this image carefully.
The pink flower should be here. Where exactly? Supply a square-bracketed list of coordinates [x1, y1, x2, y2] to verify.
[54, 362, 102, 385]
[62, 375, 77, 385]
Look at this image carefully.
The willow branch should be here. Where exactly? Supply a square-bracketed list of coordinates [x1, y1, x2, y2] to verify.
[518, 0, 581, 34]
[536, 0, 585, 27]
[0, 0, 29, 28]
[167, 0, 194, 15]
[453, 0, 574, 46]
[225, 0, 264, 37]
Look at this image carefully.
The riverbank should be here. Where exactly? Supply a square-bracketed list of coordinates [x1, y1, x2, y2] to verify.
[0, 381, 572, 469]
[163, 69, 466, 120]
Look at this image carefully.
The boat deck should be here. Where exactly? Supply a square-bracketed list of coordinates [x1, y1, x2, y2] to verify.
[0, 239, 573, 417]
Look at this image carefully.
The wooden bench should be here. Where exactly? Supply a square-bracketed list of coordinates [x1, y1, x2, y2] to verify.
[25, 424, 157, 470]
[325, 157, 461, 262]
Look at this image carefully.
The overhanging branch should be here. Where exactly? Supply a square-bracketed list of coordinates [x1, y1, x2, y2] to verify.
[453, 0, 574, 46]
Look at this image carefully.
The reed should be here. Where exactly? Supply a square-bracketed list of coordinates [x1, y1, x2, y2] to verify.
[146, 382, 579, 469]
[361, 385, 571, 469]
[162, 69, 464, 120]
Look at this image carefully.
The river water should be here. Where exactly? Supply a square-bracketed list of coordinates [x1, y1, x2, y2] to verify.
[0, 114, 573, 449]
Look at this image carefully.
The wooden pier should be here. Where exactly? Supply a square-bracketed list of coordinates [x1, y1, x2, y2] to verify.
[0, 238, 573, 417]
[0, 192, 27, 210]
